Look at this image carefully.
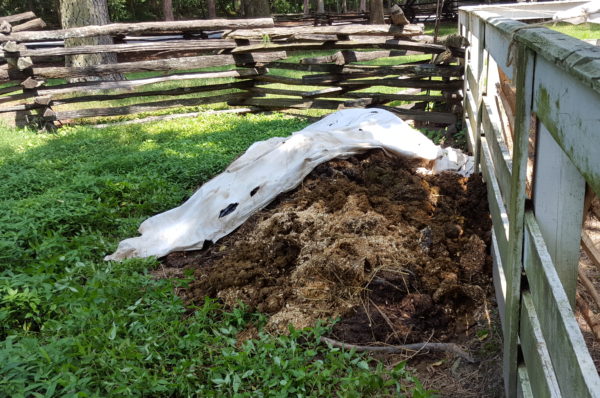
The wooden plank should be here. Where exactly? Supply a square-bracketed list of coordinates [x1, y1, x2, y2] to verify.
[503, 44, 535, 398]
[524, 212, 600, 398]
[373, 106, 456, 124]
[342, 91, 445, 102]
[300, 50, 418, 65]
[11, 18, 46, 33]
[491, 229, 506, 327]
[37, 69, 260, 96]
[466, 64, 479, 105]
[532, 123, 586, 305]
[519, 292, 562, 398]
[50, 93, 245, 121]
[0, 11, 36, 24]
[464, 89, 477, 137]
[4, 53, 284, 81]
[0, 18, 275, 42]
[479, 20, 515, 81]
[231, 39, 452, 55]
[481, 136, 510, 267]
[582, 232, 600, 271]
[338, 78, 463, 90]
[51, 80, 253, 105]
[250, 87, 444, 103]
[225, 24, 424, 40]
[464, 108, 477, 157]
[517, 364, 534, 398]
[4, 40, 239, 58]
[230, 97, 343, 110]
[254, 74, 463, 90]
[515, 23, 600, 94]
[481, 97, 512, 203]
[532, 56, 600, 198]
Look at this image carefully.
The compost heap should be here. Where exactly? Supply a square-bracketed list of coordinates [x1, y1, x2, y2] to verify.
[106, 109, 473, 261]
[165, 149, 492, 345]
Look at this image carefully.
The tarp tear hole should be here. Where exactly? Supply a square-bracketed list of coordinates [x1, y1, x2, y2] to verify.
[219, 203, 238, 218]
[250, 186, 260, 197]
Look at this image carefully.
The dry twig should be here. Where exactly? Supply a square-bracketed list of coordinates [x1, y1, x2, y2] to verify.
[320, 336, 475, 363]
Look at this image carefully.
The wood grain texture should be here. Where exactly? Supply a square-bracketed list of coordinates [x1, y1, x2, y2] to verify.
[524, 212, 600, 398]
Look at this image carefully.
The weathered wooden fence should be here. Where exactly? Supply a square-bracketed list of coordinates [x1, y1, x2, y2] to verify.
[460, 2, 600, 397]
[0, 14, 465, 129]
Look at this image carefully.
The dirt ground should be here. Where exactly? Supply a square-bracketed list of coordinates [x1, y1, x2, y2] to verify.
[159, 149, 503, 396]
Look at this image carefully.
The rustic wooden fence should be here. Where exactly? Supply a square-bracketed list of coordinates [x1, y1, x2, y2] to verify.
[0, 13, 465, 129]
[460, 1, 600, 397]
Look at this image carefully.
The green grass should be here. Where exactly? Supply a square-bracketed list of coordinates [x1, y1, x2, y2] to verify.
[0, 115, 434, 397]
[549, 22, 600, 40]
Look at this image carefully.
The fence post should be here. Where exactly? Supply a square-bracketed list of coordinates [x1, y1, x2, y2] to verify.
[503, 42, 535, 398]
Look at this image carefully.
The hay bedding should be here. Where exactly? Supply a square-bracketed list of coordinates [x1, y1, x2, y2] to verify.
[163, 149, 493, 347]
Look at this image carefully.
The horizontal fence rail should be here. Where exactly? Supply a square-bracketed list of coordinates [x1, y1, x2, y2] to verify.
[0, 12, 467, 129]
[460, 2, 600, 397]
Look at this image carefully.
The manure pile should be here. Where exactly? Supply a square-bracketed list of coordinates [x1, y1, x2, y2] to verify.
[164, 149, 492, 345]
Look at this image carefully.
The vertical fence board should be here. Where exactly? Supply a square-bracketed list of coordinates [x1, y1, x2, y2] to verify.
[531, 55, 600, 201]
[482, 98, 512, 203]
[517, 364, 534, 398]
[481, 136, 510, 265]
[524, 212, 600, 398]
[532, 124, 586, 305]
[492, 229, 507, 326]
[503, 44, 534, 398]
[520, 292, 562, 397]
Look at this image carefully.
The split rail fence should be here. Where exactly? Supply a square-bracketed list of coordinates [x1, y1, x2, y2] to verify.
[460, 2, 600, 397]
[0, 13, 466, 129]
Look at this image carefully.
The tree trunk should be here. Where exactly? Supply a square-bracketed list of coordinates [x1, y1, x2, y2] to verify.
[242, 0, 270, 17]
[359, 0, 367, 12]
[59, 0, 122, 81]
[317, 0, 325, 13]
[303, 0, 310, 15]
[369, 0, 384, 23]
[163, 0, 174, 21]
[207, 0, 217, 19]
[341, 0, 348, 13]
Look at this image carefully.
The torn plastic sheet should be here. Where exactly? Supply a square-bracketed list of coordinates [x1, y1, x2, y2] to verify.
[106, 108, 473, 261]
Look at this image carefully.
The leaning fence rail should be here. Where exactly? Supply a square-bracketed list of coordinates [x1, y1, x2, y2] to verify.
[460, 1, 600, 396]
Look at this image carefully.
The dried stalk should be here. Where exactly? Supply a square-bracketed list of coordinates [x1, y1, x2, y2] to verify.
[320, 336, 475, 363]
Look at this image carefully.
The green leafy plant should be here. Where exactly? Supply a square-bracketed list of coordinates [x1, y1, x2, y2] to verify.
[0, 114, 432, 397]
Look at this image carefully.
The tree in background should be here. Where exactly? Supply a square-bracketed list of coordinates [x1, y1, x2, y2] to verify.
[303, 0, 310, 15]
[59, 0, 122, 81]
[206, 0, 216, 18]
[368, 0, 384, 23]
[241, 0, 270, 17]
[163, 0, 174, 20]
[317, 0, 325, 13]
[359, 0, 367, 13]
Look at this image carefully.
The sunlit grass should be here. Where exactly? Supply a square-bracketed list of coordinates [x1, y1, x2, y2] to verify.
[549, 22, 600, 40]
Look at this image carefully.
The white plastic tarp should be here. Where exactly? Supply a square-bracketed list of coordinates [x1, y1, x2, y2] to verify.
[106, 108, 473, 261]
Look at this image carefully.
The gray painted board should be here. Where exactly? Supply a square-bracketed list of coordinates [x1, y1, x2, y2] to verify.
[532, 124, 586, 305]
[520, 292, 562, 397]
[524, 212, 600, 398]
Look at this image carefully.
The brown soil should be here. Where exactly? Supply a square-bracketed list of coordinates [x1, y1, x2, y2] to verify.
[160, 149, 503, 396]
